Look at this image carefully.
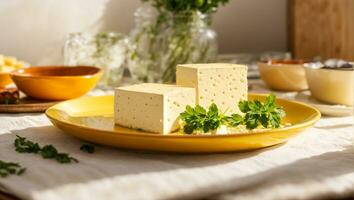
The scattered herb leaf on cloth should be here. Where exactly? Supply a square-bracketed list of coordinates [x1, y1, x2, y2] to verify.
[80, 144, 95, 154]
[14, 135, 78, 164]
[14, 135, 41, 153]
[0, 160, 26, 177]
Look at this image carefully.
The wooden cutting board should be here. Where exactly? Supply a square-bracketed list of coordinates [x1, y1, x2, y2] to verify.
[0, 97, 60, 113]
[288, 0, 354, 60]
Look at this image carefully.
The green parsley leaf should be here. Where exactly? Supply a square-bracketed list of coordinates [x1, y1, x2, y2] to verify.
[195, 105, 206, 115]
[265, 94, 276, 108]
[80, 144, 95, 154]
[238, 100, 250, 113]
[0, 160, 26, 177]
[260, 113, 269, 128]
[14, 135, 41, 153]
[55, 153, 78, 163]
[225, 114, 243, 127]
[244, 113, 259, 129]
[41, 145, 58, 158]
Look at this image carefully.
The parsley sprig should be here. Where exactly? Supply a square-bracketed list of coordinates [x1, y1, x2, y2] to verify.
[180, 94, 285, 134]
[180, 104, 226, 134]
[227, 94, 286, 129]
[0, 160, 26, 177]
[14, 135, 78, 164]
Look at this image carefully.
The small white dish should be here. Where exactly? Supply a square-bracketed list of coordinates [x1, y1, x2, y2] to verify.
[293, 91, 353, 117]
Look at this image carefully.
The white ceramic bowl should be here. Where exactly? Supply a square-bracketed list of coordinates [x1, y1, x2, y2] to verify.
[305, 65, 354, 106]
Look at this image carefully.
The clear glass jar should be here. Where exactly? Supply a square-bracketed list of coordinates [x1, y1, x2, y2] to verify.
[64, 32, 128, 89]
[128, 6, 218, 83]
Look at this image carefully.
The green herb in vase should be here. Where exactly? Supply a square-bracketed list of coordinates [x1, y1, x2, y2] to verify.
[128, 0, 230, 83]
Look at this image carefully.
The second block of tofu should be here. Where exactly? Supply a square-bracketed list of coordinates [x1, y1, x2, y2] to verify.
[114, 83, 195, 134]
[176, 63, 248, 114]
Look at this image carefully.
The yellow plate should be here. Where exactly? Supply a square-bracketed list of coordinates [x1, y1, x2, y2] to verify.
[45, 94, 321, 153]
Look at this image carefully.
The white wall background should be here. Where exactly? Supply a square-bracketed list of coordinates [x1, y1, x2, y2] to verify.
[0, 0, 287, 65]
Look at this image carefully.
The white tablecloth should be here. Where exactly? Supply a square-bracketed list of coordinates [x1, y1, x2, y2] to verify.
[0, 88, 353, 200]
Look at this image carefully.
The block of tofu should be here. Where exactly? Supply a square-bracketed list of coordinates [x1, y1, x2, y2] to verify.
[114, 83, 195, 134]
[176, 63, 248, 114]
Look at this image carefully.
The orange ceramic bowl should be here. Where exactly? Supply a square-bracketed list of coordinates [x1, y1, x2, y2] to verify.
[258, 60, 309, 91]
[0, 72, 13, 88]
[11, 66, 102, 100]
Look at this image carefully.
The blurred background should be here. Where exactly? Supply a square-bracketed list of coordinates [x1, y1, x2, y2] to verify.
[0, 0, 288, 65]
[0, 0, 352, 116]
[1, 0, 352, 65]
[0, 0, 353, 87]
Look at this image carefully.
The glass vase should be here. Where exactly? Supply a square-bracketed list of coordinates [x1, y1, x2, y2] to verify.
[128, 6, 218, 83]
[64, 32, 128, 89]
